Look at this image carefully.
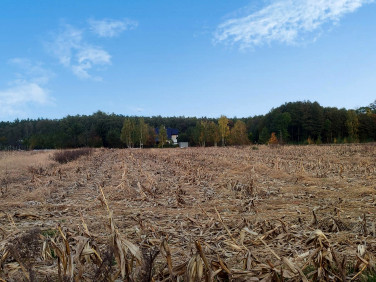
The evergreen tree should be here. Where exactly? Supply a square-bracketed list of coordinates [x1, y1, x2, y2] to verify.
[259, 127, 269, 144]
[346, 110, 359, 142]
[369, 100, 376, 113]
[146, 125, 156, 147]
[1, 100, 376, 150]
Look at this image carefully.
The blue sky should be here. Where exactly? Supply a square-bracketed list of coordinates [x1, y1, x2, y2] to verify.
[1, 0, 375, 121]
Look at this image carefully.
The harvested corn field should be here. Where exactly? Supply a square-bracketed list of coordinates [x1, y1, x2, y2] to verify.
[0, 145, 376, 281]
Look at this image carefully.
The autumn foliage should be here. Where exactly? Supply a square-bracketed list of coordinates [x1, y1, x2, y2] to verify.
[268, 132, 279, 145]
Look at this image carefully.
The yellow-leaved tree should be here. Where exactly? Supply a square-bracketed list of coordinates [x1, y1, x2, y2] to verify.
[158, 125, 168, 148]
[138, 118, 149, 148]
[229, 120, 249, 145]
[120, 118, 135, 148]
[218, 115, 230, 146]
[208, 121, 220, 146]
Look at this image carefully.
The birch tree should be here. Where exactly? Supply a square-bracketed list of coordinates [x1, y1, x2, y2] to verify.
[218, 115, 230, 146]
[138, 118, 149, 148]
[230, 120, 249, 145]
[120, 118, 135, 148]
[158, 125, 168, 148]
[208, 121, 220, 146]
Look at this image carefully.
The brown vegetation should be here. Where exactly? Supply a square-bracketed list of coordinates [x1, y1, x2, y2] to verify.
[0, 145, 375, 281]
[52, 148, 93, 164]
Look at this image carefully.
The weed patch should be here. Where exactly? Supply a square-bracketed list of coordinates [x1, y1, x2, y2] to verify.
[52, 148, 92, 164]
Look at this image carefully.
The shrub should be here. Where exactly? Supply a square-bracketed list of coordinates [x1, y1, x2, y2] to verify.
[268, 132, 279, 145]
[52, 148, 92, 164]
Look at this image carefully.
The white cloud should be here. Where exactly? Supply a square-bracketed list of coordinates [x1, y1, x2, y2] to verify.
[47, 24, 112, 79]
[214, 0, 374, 49]
[0, 81, 50, 117]
[1, 82, 49, 105]
[47, 19, 137, 79]
[88, 18, 138, 38]
[71, 63, 92, 80]
[77, 47, 111, 66]
[0, 59, 53, 117]
[73, 47, 112, 79]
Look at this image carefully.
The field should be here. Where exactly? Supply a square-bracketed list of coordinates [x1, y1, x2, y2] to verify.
[0, 145, 375, 281]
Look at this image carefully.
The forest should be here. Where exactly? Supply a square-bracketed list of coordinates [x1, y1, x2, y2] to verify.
[0, 100, 375, 150]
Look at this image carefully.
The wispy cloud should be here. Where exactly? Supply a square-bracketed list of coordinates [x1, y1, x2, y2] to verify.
[9, 58, 54, 85]
[0, 59, 53, 117]
[88, 18, 138, 38]
[214, 0, 374, 49]
[73, 46, 111, 80]
[48, 24, 83, 67]
[47, 24, 112, 80]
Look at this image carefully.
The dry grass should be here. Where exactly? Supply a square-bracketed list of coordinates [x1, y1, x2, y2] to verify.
[0, 145, 375, 281]
[0, 150, 54, 172]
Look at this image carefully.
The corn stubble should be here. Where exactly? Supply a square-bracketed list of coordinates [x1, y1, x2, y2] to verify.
[0, 145, 376, 281]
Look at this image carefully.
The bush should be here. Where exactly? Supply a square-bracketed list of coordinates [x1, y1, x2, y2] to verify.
[52, 148, 92, 164]
[268, 132, 279, 145]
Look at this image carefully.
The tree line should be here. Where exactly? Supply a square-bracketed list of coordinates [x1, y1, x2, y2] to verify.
[0, 100, 375, 150]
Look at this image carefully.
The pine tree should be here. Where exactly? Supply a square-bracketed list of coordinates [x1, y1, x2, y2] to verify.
[346, 110, 359, 142]
[259, 127, 269, 144]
